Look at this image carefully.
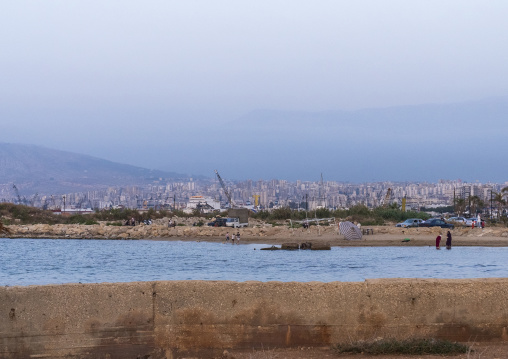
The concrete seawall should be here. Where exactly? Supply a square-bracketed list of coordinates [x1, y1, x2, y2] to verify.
[2, 279, 508, 358]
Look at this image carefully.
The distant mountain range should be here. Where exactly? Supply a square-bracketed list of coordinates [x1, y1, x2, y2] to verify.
[0, 143, 190, 196]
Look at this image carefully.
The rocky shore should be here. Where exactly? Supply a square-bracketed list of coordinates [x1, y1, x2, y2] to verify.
[4, 218, 508, 246]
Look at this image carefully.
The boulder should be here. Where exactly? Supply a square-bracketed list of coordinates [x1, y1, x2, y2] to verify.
[299, 242, 312, 250]
[281, 243, 299, 250]
[311, 243, 331, 250]
[260, 245, 280, 250]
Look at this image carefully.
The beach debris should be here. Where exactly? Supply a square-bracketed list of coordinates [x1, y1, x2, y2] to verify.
[260, 245, 280, 250]
[311, 243, 331, 250]
[281, 242, 299, 250]
[300, 242, 312, 250]
[261, 242, 331, 250]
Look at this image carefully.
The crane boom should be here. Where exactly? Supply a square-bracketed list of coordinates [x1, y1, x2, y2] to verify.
[12, 184, 22, 204]
[214, 170, 234, 207]
[382, 188, 392, 208]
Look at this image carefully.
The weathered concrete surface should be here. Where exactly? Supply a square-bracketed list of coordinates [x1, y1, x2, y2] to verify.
[2, 279, 508, 358]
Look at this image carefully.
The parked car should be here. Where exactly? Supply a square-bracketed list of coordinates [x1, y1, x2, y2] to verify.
[225, 217, 249, 228]
[207, 218, 228, 227]
[465, 218, 477, 227]
[419, 218, 455, 229]
[395, 218, 424, 228]
[447, 217, 467, 226]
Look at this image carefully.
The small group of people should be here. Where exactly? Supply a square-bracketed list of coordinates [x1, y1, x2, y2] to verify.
[167, 219, 176, 228]
[472, 219, 485, 229]
[436, 231, 452, 250]
[225, 231, 241, 244]
[124, 217, 136, 226]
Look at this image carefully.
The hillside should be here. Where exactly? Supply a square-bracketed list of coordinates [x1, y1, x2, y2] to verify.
[0, 143, 187, 196]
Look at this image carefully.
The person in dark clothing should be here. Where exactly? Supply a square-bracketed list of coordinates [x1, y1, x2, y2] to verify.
[435, 234, 441, 249]
[446, 231, 452, 250]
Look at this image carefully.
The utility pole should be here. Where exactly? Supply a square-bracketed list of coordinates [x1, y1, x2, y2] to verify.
[490, 190, 493, 220]
[453, 188, 456, 213]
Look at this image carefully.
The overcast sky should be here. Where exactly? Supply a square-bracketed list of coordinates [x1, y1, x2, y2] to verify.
[2, 1, 508, 182]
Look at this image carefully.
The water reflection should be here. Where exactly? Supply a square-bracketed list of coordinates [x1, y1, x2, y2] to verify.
[1, 238, 508, 286]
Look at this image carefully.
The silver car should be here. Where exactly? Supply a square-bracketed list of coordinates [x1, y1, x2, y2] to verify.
[465, 218, 477, 226]
[396, 218, 424, 228]
[447, 217, 467, 226]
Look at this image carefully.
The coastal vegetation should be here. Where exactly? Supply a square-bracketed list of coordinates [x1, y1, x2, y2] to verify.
[332, 338, 470, 355]
[1, 201, 507, 228]
[0, 203, 225, 226]
[250, 204, 431, 226]
[0, 203, 169, 226]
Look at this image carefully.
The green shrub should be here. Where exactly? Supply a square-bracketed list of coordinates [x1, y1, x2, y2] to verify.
[333, 338, 469, 355]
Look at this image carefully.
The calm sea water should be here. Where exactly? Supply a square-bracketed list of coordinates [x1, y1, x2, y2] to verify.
[1, 238, 508, 286]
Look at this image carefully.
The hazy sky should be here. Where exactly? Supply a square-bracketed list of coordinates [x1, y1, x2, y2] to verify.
[2, 1, 508, 182]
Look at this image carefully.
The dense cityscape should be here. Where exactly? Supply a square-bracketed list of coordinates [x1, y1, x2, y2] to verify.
[4, 176, 507, 215]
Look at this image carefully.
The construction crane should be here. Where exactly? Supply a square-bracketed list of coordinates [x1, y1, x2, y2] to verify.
[214, 169, 234, 208]
[50, 195, 56, 209]
[76, 196, 86, 209]
[382, 188, 393, 208]
[30, 193, 39, 207]
[12, 184, 22, 204]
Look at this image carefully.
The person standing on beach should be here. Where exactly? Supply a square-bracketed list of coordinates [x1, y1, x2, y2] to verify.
[236, 231, 240, 245]
[435, 234, 441, 249]
[231, 233, 235, 244]
[225, 232, 230, 242]
[446, 231, 452, 249]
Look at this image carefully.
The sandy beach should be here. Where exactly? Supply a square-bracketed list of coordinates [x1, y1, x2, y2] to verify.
[149, 224, 508, 248]
[6, 221, 508, 247]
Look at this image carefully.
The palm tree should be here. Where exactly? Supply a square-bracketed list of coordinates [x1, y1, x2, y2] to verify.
[469, 195, 484, 216]
[502, 187, 508, 201]
[501, 187, 508, 218]
[454, 198, 466, 216]
[492, 192, 506, 220]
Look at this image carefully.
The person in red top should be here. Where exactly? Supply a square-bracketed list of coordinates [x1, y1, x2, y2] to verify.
[435, 234, 442, 249]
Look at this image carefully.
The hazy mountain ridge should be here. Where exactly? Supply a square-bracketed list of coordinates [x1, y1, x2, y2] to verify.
[0, 143, 188, 195]
[232, 98, 508, 133]
[172, 98, 508, 182]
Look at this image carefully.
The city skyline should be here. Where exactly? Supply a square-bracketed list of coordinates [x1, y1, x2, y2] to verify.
[5, 174, 506, 215]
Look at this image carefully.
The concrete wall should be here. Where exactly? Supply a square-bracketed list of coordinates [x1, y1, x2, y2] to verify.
[2, 279, 508, 358]
[228, 208, 249, 224]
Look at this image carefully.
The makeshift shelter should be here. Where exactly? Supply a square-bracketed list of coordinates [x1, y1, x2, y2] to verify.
[338, 221, 363, 240]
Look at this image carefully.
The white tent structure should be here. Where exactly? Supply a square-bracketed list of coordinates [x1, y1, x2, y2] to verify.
[338, 221, 363, 240]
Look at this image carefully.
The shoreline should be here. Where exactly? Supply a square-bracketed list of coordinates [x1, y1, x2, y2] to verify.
[4, 223, 508, 247]
[5, 233, 508, 247]
[149, 233, 508, 247]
